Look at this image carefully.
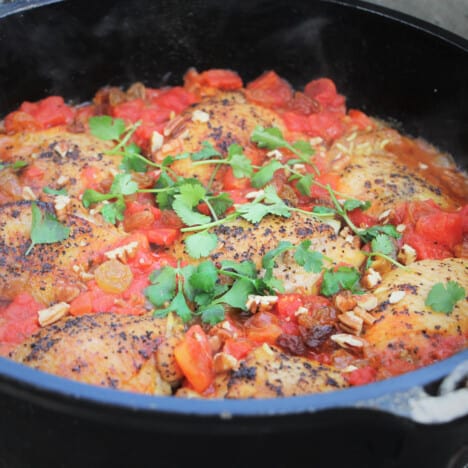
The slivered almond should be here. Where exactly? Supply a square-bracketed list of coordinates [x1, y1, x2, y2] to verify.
[246, 295, 278, 314]
[361, 268, 382, 289]
[389, 290, 406, 304]
[192, 109, 210, 123]
[397, 244, 417, 266]
[334, 291, 357, 312]
[38, 302, 70, 327]
[56, 175, 70, 186]
[213, 352, 239, 373]
[331, 333, 367, 350]
[352, 306, 376, 325]
[338, 311, 363, 335]
[104, 241, 139, 262]
[150, 131, 164, 152]
[354, 293, 378, 311]
[22, 186, 36, 201]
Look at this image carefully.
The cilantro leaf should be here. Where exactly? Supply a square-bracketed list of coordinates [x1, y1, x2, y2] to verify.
[362, 224, 401, 242]
[155, 289, 193, 323]
[208, 193, 233, 216]
[89, 116, 126, 141]
[292, 140, 314, 157]
[296, 174, 314, 196]
[320, 266, 361, 297]
[110, 173, 138, 196]
[229, 152, 253, 178]
[172, 199, 211, 226]
[43, 186, 67, 196]
[189, 261, 218, 292]
[215, 278, 254, 309]
[145, 267, 177, 307]
[190, 141, 221, 161]
[25, 203, 70, 255]
[200, 304, 225, 325]
[371, 234, 395, 256]
[251, 126, 285, 150]
[343, 199, 371, 212]
[177, 183, 206, 207]
[251, 160, 283, 188]
[425, 281, 466, 314]
[220, 260, 257, 278]
[82, 189, 115, 208]
[120, 143, 148, 173]
[184, 231, 218, 258]
[262, 241, 294, 270]
[236, 202, 272, 224]
[293, 240, 324, 273]
[101, 198, 126, 224]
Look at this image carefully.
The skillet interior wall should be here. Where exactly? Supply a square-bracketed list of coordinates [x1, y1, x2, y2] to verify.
[0, 0, 467, 166]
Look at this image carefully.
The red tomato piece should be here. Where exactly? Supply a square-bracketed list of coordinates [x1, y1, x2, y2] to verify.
[245, 70, 293, 108]
[222, 167, 251, 190]
[145, 228, 179, 246]
[304, 78, 346, 114]
[4, 111, 42, 133]
[344, 366, 377, 386]
[348, 208, 377, 228]
[223, 339, 254, 361]
[152, 86, 198, 113]
[197, 69, 243, 90]
[111, 99, 145, 123]
[245, 311, 283, 344]
[174, 325, 215, 393]
[415, 211, 463, 250]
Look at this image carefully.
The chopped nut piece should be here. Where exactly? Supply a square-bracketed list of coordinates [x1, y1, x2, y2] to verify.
[38, 302, 70, 327]
[104, 241, 139, 262]
[342, 365, 359, 372]
[151, 131, 164, 152]
[334, 291, 357, 312]
[354, 293, 378, 311]
[56, 175, 70, 186]
[54, 195, 71, 220]
[338, 311, 364, 335]
[291, 163, 306, 173]
[213, 352, 239, 373]
[246, 295, 278, 314]
[361, 268, 382, 289]
[397, 243, 417, 265]
[245, 189, 265, 200]
[396, 224, 406, 233]
[309, 137, 324, 146]
[389, 290, 406, 304]
[419, 162, 428, 170]
[72, 264, 94, 281]
[331, 333, 367, 350]
[192, 109, 210, 123]
[339, 226, 351, 239]
[22, 186, 36, 201]
[266, 149, 283, 160]
[378, 209, 392, 221]
[294, 306, 308, 316]
[261, 343, 275, 355]
[352, 306, 376, 325]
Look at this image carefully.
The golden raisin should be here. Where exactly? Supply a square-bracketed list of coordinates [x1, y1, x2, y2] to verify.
[94, 259, 133, 294]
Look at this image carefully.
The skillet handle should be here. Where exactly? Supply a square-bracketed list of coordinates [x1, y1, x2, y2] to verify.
[360, 360, 468, 424]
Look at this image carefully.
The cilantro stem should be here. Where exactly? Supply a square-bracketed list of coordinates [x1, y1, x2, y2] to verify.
[207, 164, 221, 191]
[180, 212, 239, 233]
[107, 122, 141, 155]
[362, 251, 408, 270]
[325, 184, 363, 236]
[203, 197, 219, 221]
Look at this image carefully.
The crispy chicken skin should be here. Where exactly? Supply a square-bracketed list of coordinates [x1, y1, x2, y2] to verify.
[364, 258, 468, 377]
[0, 127, 120, 207]
[328, 128, 464, 215]
[0, 201, 125, 305]
[211, 344, 347, 398]
[152, 92, 283, 185]
[10, 313, 173, 395]
[171, 212, 365, 293]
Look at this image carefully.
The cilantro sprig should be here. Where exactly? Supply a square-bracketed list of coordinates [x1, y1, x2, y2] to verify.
[25, 203, 70, 256]
[82, 173, 138, 224]
[0, 160, 28, 171]
[425, 281, 466, 314]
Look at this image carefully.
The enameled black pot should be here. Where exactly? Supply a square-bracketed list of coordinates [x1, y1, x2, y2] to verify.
[0, 1, 467, 467]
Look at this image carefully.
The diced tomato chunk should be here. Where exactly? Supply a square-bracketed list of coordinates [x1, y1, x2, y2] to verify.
[344, 366, 377, 386]
[145, 228, 179, 246]
[223, 339, 254, 361]
[245, 71, 293, 108]
[174, 325, 214, 393]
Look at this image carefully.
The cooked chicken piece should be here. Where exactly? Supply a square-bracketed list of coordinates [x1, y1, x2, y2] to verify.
[209, 344, 346, 398]
[363, 258, 468, 378]
[170, 212, 365, 293]
[10, 313, 174, 395]
[0, 127, 120, 209]
[152, 92, 283, 185]
[327, 128, 464, 216]
[0, 200, 125, 305]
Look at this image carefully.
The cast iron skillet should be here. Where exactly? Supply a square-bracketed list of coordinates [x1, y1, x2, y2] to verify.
[0, 1, 467, 466]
